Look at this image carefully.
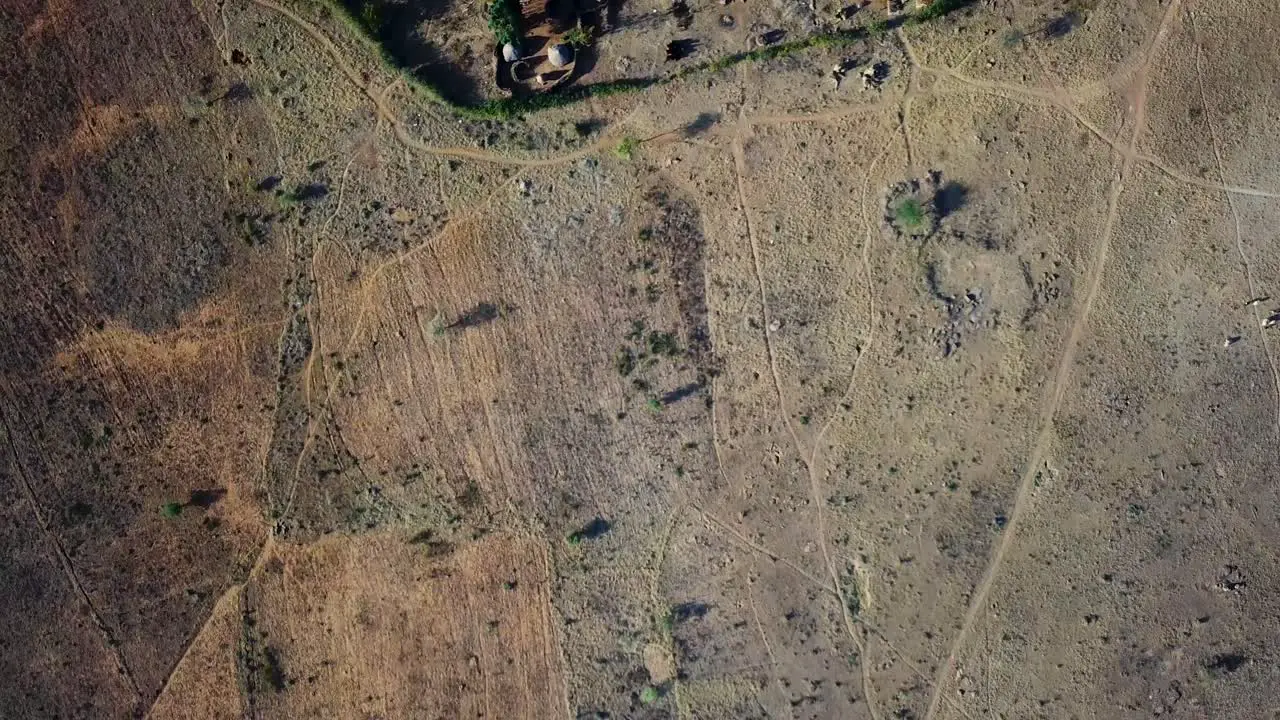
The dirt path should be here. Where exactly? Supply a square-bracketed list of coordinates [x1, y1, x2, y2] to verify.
[0, 392, 144, 709]
[1188, 10, 1280, 443]
[920, 2, 1185, 717]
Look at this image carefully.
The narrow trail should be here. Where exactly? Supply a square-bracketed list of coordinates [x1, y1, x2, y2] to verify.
[803, 137, 897, 720]
[1188, 10, 1280, 443]
[921, 2, 1184, 717]
[0, 394, 144, 709]
[143, 579, 245, 719]
[746, 557, 796, 720]
[917, 61, 1280, 201]
[731, 115, 797, 450]
[275, 169, 522, 529]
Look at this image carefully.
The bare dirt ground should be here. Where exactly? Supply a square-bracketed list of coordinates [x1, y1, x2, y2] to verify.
[4, 0, 1280, 718]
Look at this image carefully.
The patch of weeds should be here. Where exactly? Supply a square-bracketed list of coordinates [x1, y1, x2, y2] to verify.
[161, 502, 184, 518]
[459, 479, 484, 509]
[647, 397, 664, 412]
[565, 532, 584, 546]
[487, 0, 521, 45]
[910, 0, 974, 24]
[841, 569, 862, 619]
[562, 25, 592, 47]
[626, 319, 646, 342]
[428, 310, 447, 337]
[640, 686, 661, 704]
[658, 610, 675, 635]
[893, 196, 930, 235]
[358, 2, 384, 33]
[647, 331, 681, 357]
[261, 646, 287, 692]
[615, 347, 637, 377]
[615, 136, 640, 160]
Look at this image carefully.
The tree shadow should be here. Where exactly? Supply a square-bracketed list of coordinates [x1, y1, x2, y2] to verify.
[1042, 11, 1081, 39]
[660, 382, 703, 405]
[671, 601, 710, 622]
[933, 181, 969, 218]
[447, 301, 513, 331]
[569, 517, 611, 541]
[683, 112, 720, 137]
[666, 38, 700, 61]
[188, 488, 228, 509]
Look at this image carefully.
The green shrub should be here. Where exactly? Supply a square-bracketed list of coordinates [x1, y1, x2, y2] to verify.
[893, 197, 929, 234]
[358, 1, 384, 34]
[640, 686, 660, 704]
[615, 136, 640, 160]
[646, 331, 680, 357]
[487, 0, 521, 45]
[912, 0, 973, 24]
[562, 26, 592, 48]
[161, 502, 184, 518]
[615, 348, 637, 377]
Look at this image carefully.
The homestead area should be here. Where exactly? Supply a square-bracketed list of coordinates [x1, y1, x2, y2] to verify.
[338, 0, 954, 104]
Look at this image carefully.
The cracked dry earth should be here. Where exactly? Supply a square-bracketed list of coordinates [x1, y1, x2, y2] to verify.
[4, 0, 1280, 718]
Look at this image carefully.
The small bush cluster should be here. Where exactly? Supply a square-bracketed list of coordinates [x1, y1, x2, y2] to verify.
[487, 0, 521, 45]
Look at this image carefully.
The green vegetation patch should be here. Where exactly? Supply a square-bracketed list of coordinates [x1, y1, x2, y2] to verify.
[487, 0, 521, 46]
[910, 0, 975, 24]
[892, 196, 930, 234]
[614, 136, 640, 160]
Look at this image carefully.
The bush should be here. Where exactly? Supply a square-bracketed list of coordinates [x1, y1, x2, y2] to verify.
[893, 197, 929, 234]
[487, 0, 521, 45]
[358, 1, 384, 34]
[161, 502, 184, 518]
[911, 0, 973, 24]
[562, 26, 592, 48]
[615, 136, 640, 160]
